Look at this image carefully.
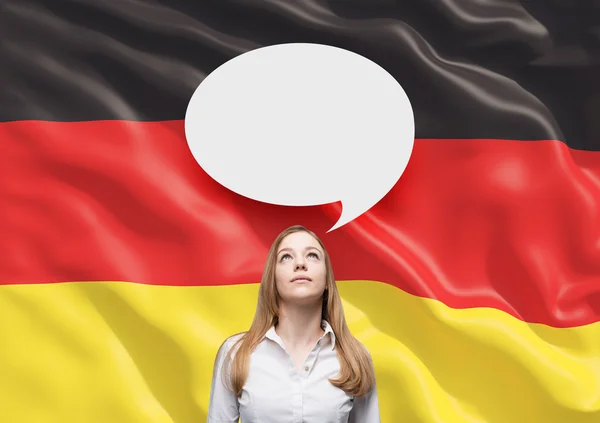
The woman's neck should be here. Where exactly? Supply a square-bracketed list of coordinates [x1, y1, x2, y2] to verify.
[275, 302, 325, 349]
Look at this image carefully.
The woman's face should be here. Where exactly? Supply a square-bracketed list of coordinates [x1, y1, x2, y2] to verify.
[274, 231, 327, 307]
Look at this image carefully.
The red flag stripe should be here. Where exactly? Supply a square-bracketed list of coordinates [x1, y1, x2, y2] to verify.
[1, 120, 599, 328]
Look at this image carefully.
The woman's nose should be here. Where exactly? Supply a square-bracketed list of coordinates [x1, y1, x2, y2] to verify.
[294, 260, 307, 270]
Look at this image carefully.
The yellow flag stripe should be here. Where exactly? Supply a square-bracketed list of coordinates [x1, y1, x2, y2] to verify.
[1, 280, 599, 422]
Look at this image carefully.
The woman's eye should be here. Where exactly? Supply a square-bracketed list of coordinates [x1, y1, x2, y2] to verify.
[280, 252, 319, 261]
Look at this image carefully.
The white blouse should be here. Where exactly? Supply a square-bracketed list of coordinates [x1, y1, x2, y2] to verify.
[207, 320, 381, 423]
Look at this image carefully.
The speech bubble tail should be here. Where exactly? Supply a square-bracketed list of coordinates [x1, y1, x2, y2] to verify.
[326, 221, 345, 233]
[326, 203, 360, 233]
[327, 191, 392, 233]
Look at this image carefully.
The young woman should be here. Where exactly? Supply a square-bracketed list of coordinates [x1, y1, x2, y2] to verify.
[207, 225, 380, 423]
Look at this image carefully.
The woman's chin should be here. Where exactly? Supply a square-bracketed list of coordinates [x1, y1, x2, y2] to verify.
[281, 290, 323, 306]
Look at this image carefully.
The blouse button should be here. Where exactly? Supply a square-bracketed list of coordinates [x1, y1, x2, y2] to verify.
[304, 366, 309, 372]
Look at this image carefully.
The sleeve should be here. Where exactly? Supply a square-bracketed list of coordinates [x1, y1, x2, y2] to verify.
[206, 338, 240, 423]
[348, 350, 381, 423]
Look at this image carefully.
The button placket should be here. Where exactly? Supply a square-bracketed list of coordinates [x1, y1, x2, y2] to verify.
[302, 342, 321, 378]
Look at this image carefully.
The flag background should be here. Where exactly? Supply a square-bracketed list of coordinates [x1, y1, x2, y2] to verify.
[1, 1, 600, 422]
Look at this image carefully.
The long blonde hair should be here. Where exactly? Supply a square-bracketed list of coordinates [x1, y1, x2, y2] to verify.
[222, 225, 376, 397]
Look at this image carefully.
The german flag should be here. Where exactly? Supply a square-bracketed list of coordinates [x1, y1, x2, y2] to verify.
[2, 1, 599, 422]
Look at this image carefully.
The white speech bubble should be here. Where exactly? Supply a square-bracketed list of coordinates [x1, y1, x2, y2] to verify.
[184, 43, 414, 232]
